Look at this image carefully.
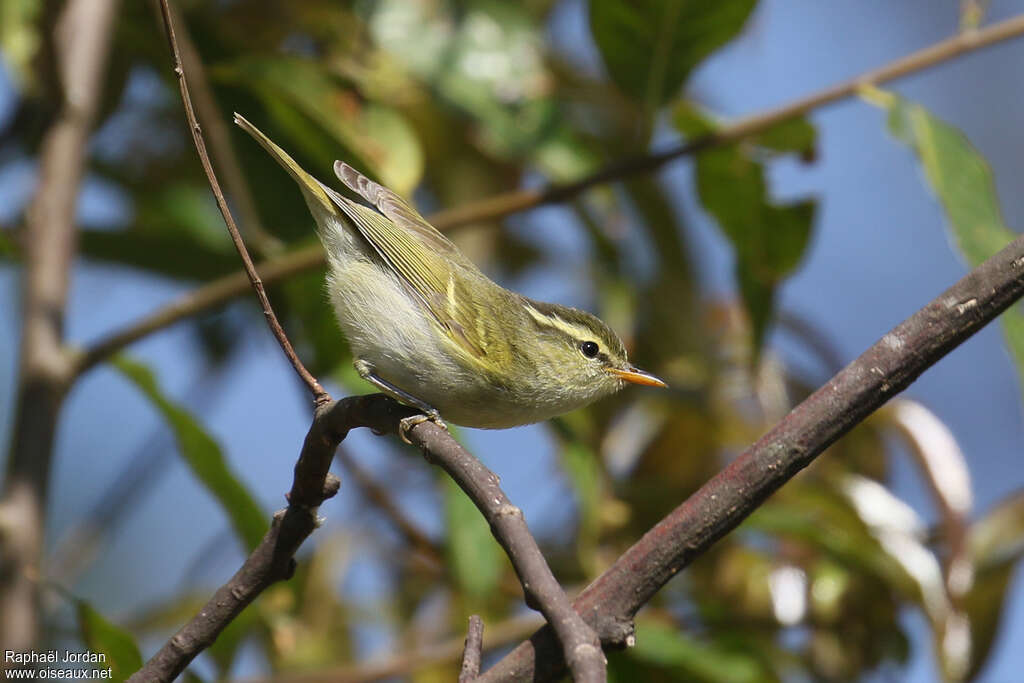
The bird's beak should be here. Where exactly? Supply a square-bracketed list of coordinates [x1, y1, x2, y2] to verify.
[608, 366, 668, 388]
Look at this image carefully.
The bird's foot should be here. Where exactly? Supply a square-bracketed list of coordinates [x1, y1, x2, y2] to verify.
[399, 410, 447, 445]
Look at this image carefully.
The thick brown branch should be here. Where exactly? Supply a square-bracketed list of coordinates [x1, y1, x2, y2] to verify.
[479, 235, 1024, 681]
[0, 0, 119, 657]
[155, 0, 327, 404]
[70, 12, 1024, 376]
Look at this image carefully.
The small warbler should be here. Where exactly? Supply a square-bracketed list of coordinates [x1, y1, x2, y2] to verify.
[235, 113, 665, 429]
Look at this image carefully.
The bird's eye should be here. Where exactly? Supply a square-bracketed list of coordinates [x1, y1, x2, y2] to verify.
[580, 341, 600, 358]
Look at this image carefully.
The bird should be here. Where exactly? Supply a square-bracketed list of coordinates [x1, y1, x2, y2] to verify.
[235, 113, 665, 431]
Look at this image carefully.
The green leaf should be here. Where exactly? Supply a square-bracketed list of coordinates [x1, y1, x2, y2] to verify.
[963, 492, 1024, 678]
[672, 102, 817, 349]
[877, 93, 1024, 399]
[76, 601, 143, 683]
[0, 0, 42, 93]
[754, 117, 817, 158]
[79, 229, 238, 281]
[691, 144, 815, 350]
[590, 0, 757, 108]
[618, 618, 768, 683]
[746, 480, 924, 602]
[442, 475, 504, 601]
[112, 355, 266, 551]
[0, 229, 18, 259]
[214, 55, 423, 196]
[552, 422, 603, 566]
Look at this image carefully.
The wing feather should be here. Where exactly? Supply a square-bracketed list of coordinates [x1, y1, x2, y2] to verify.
[317, 181, 488, 359]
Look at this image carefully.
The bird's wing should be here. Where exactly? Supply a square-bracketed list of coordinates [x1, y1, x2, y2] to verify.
[334, 162, 463, 260]
[318, 182, 488, 360]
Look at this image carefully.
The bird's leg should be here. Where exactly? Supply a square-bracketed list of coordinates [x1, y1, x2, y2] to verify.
[354, 360, 447, 443]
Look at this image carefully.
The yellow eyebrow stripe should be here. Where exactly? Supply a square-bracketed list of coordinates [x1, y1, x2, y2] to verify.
[524, 305, 587, 339]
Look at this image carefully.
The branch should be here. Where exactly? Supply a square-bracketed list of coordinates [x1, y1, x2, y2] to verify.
[130, 395, 606, 681]
[68, 11, 1024, 377]
[403, 422, 606, 681]
[479, 234, 1024, 681]
[460, 615, 484, 682]
[139, 6, 603, 680]
[0, 0, 118, 657]
[127, 395, 401, 682]
[164, 0, 283, 257]
[244, 614, 543, 683]
[155, 0, 327, 405]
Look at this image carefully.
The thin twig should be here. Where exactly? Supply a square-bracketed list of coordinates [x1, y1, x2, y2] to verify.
[165, 0, 282, 256]
[0, 0, 119, 658]
[479, 233, 1024, 681]
[242, 614, 543, 683]
[460, 615, 484, 682]
[69, 11, 1024, 378]
[127, 394, 599, 682]
[127, 394, 402, 682]
[155, 0, 328, 405]
[405, 423, 606, 682]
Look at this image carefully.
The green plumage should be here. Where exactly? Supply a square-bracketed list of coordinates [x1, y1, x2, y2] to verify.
[235, 113, 664, 428]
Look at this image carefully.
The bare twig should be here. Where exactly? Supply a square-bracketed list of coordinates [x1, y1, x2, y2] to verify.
[244, 614, 543, 683]
[155, 0, 327, 405]
[0, 0, 119, 658]
[140, 6, 601, 681]
[404, 422, 606, 682]
[127, 394, 401, 682]
[128, 394, 604, 682]
[460, 615, 484, 682]
[479, 234, 1024, 681]
[164, 0, 282, 256]
[69, 12, 1024, 377]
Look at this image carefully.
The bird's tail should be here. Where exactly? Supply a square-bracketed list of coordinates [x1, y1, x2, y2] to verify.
[233, 113, 337, 219]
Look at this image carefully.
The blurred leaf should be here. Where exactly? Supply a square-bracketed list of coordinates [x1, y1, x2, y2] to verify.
[695, 146, 814, 350]
[674, 102, 816, 350]
[611, 618, 771, 683]
[0, 229, 18, 258]
[551, 421, 603, 565]
[964, 491, 1024, 678]
[754, 118, 817, 159]
[0, 0, 42, 93]
[214, 55, 423, 195]
[590, 0, 757, 108]
[746, 480, 924, 602]
[77, 180, 239, 281]
[113, 355, 266, 551]
[674, 103, 817, 157]
[368, 1, 563, 161]
[879, 92, 1024, 400]
[79, 229, 237, 281]
[76, 600, 143, 683]
[442, 475, 504, 601]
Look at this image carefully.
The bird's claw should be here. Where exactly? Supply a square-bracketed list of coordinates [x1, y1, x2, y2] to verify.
[399, 411, 446, 444]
